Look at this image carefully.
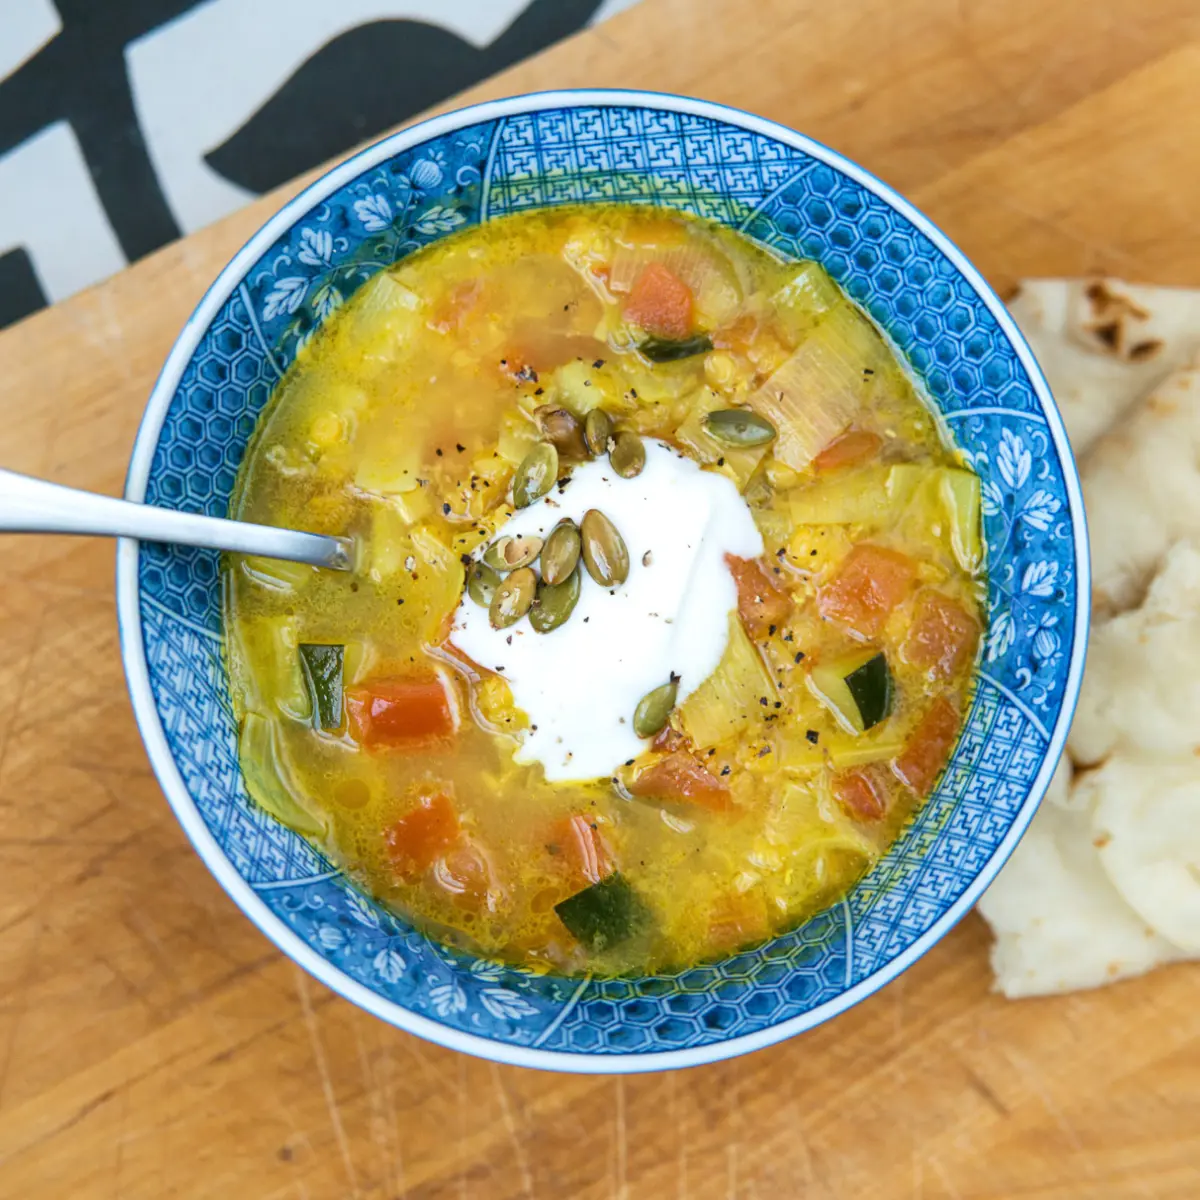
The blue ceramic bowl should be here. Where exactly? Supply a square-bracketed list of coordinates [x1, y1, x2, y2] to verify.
[118, 91, 1088, 1072]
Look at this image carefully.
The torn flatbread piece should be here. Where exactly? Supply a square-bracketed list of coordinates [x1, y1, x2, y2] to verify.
[1069, 539, 1200, 766]
[1082, 357, 1200, 615]
[1008, 278, 1200, 456]
[977, 762, 1181, 997]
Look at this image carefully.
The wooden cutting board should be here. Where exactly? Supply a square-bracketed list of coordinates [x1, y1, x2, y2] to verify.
[2, 1, 1199, 1195]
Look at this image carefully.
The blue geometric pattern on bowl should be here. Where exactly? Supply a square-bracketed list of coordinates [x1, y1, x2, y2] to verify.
[128, 97, 1081, 1064]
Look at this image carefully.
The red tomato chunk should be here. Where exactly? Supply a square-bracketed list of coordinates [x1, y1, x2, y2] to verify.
[833, 767, 891, 821]
[624, 262, 694, 339]
[549, 814, 614, 886]
[345, 676, 457, 746]
[385, 792, 459, 881]
[631, 751, 732, 811]
[726, 554, 793, 637]
[812, 430, 883, 473]
[818, 544, 916, 637]
[894, 697, 960, 793]
[904, 591, 980, 680]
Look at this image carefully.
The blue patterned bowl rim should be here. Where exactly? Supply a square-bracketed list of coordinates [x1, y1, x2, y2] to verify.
[116, 90, 1089, 1072]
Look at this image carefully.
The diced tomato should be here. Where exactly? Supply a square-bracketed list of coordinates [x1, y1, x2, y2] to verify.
[385, 792, 459, 881]
[345, 676, 457, 747]
[894, 697, 960, 794]
[812, 430, 884, 473]
[903, 591, 981, 680]
[623, 262, 694, 339]
[432, 841, 497, 908]
[709, 891, 771, 952]
[832, 767, 892, 822]
[818, 544, 916, 637]
[548, 814, 614, 886]
[630, 751, 732, 811]
[726, 554, 793, 637]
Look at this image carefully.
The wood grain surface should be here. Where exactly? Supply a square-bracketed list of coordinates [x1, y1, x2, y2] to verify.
[2, 1, 1199, 1195]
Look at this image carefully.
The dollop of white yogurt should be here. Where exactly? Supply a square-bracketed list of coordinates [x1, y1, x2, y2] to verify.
[451, 438, 763, 781]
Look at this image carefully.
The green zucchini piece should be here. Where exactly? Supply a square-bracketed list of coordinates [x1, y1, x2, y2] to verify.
[844, 653, 892, 731]
[298, 643, 344, 730]
[808, 649, 892, 735]
[554, 872, 646, 952]
[638, 333, 713, 363]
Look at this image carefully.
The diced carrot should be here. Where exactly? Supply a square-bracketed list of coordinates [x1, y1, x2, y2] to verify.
[818, 544, 916, 637]
[429, 279, 481, 334]
[903, 591, 981, 680]
[708, 891, 771, 952]
[726, 554, 794, 637]
[630, 751, 732, 811]
[548, 814, 614, 886]
[832, 767, 892, 822]
[812, 430, 884, 473]
[385, 792, 459, 881]
[432, 842, 497, 908]
[712, 314, 760, 355]
[345, 676, 457, 747]
[623, 262, 694, 339]
[893, 697, 960, 794]
[592, 264, 612, 288]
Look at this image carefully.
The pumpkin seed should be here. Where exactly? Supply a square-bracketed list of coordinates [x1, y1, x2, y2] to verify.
[633, 677, 679, 738]
[584, 408, 614, 456]
[489, 567, 537, 628]
[530, 565, 582, 633]
[467, 561, 501, 607]
[703, 408, 777, 448]
[536, 406, 588, 461]
[609, 430, 645, 479]
[482, 538, 511, 571]
[513, 442, 558, 508]
[501, 534, 543, 570]
[541, 519, 581, 585]
[580, 509, 629, 587]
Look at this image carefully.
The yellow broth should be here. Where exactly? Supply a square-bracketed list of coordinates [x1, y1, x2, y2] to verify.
[225, 205, 985, 975]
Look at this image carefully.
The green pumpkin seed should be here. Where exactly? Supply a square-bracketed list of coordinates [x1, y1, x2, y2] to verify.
[703, 408, 777, 448]
[584, 408, 614, 456]
[488, 567, 537, 628]
[541, 519, 581, 586]
[513, 442, 558, 508]
[467, 561, 501, 607]
[482, 538, 511, 571]
[536, 406, 588, 461]
[609, 430, 646, 479]
[529, 565, 582, 633]
[580, 509, 629, 587]
[633, 677, 679, 738]
[501, 534, 543, 570]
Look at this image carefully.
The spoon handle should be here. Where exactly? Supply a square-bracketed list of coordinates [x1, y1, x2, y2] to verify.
[0, 467, 352, 570]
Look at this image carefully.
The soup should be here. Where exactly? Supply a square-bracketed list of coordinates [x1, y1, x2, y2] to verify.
[226, 205, 984, 976]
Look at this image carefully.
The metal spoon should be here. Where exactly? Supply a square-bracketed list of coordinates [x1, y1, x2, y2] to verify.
[0, 467, 353, 570]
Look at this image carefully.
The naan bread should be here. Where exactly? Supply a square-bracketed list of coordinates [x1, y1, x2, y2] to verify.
[1008, 278, 1200, 456]
[1069, 539, 1200, 765]
[1083, 361, 1200, 616]
[1080, 758, 1200, 956]
[979, 279, 1200, 997]
[977, 762, 1182, 998]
